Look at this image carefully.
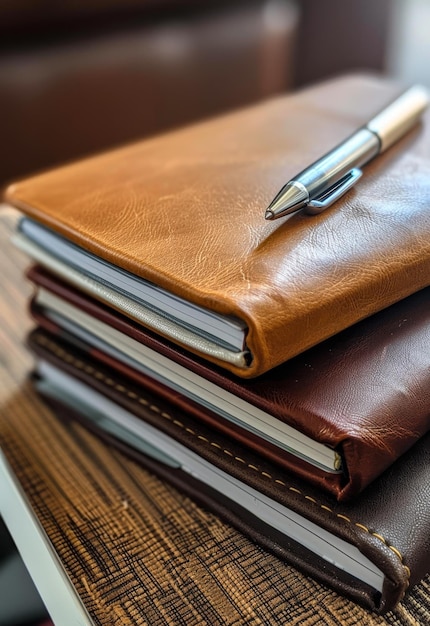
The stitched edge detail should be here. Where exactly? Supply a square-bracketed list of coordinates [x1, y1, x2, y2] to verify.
[34, 333, 410, 586]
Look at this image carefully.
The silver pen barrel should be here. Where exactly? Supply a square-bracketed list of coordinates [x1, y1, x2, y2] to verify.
[265, 85, 429, 220]
[296, 128, 379, 199]
[266, 129, 379, 219]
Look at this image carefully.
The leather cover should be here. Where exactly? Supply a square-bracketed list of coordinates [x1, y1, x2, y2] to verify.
[6, 74, 430, 377]
[28, 328, 430, 614]
[28, 265, 430, 501]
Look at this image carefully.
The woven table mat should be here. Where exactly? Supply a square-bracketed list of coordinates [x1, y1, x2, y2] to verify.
[1, 208, 429, 626]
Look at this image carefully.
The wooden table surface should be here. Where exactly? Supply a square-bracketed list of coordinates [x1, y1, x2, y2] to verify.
[0, 207, 429, 626]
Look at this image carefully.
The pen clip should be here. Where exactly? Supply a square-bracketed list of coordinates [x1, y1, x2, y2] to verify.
[305, 168, 363, 215]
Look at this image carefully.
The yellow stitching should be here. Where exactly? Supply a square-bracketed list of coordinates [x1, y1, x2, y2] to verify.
[355, 523, 370, 532]
[36, 335, 409, 576]
[388, 545, 403, 560]
[305, 496, 317, 504]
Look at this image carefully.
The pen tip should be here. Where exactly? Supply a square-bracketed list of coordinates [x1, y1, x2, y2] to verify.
[265, 184, 308, 220]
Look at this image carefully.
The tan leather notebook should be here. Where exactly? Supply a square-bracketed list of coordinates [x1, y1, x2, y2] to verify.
[6, 74, 430, 377]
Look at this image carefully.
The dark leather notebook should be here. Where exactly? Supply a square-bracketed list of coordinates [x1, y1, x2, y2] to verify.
[28, 265, 430, 501]
[28, 327, 430, 614]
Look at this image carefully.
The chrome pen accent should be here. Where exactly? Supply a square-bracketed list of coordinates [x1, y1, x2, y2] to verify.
[265, 85, 429, 220]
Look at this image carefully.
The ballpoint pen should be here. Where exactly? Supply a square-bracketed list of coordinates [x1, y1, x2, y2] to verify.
[264, 85, 429, 220]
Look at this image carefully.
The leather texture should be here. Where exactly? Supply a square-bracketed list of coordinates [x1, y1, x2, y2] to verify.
[28, 266, 430, 501]
[6, 75, 430, 377]
[28, 329, 430, 614]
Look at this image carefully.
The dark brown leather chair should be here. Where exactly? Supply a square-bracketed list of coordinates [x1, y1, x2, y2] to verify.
[0, 0, 392, 188]
[0, 0, 299, 187]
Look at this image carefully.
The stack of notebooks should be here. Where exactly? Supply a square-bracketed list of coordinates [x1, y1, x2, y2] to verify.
[5, 74, 430, 614]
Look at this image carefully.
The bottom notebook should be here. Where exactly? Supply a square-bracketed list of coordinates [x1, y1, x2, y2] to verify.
[29, 328, 430, 615]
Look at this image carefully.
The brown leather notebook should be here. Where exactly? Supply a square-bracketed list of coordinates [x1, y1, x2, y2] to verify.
[27, 265, 430, 502]
[28, 328, 430, 614]
[6, 74, 430, 377]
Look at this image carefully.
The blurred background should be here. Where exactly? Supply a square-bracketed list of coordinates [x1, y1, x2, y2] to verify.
[0, 0, 429, 623]
[0, 0, 429, 190]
